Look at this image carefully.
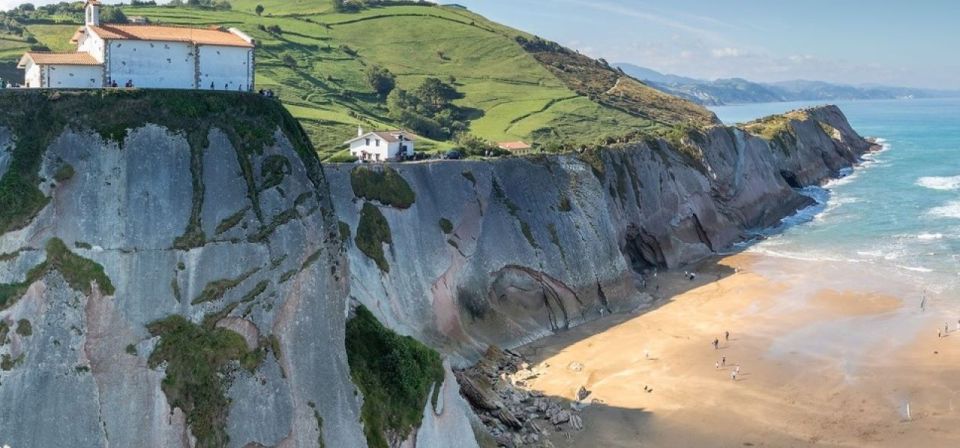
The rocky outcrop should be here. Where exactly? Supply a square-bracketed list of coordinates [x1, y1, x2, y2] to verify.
[328, 105, 876, 365]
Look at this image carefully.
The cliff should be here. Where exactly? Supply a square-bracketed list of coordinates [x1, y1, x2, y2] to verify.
[0, 90, 874, 448]
[328, 105, 876, 364]
[0, 90, 401, 448]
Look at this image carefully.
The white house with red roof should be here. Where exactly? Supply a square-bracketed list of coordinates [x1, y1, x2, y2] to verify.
[17, 0, 255, 90]
[346, 126, 416, 162]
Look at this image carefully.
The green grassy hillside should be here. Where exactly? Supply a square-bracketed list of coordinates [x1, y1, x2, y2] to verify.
[0, 0, 717, 159]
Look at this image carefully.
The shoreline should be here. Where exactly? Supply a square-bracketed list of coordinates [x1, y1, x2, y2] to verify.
[508, 252, 960, 447]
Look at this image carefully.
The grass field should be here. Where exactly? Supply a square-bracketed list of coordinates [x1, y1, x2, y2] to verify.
[0, 0, 714, 159]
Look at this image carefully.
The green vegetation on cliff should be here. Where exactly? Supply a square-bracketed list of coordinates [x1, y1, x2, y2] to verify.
[0, 237, 114, 310]
[355, 202, 392, 272]
[346, 304, 444, 448]
[350, 166, 415, 209]
[0, 1, 717, 157]
[147, 315, 255, 448]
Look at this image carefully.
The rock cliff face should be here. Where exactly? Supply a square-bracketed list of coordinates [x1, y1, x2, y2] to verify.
[328, 105, 875, 365]
[0, 91, 872, 448]
[0, 91, 379, 448]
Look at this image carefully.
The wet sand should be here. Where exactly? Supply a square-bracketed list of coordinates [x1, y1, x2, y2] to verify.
[517, 253, 960, 447]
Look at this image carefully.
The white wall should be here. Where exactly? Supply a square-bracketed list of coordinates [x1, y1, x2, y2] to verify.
[350, 140, 390, 162]
[23, 61, 41, 88]
[46, 65, 104, 88]
[107, 40, 195, 89]
[349, 136, 415, 161]
[77, 30, 106, 63]
[197, 45, 253, 91]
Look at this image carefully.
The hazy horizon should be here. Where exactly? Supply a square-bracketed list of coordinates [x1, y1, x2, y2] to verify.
[455, 0, 960, 91]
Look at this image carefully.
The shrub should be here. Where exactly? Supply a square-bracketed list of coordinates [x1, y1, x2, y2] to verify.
[350, 166, 415, 209]
[15, 319, 31, 337]
[346, 305, 444, 448]
[354, 203, 391, 272]
[438, 218, 453, 234]
[147, 315, 253, 448]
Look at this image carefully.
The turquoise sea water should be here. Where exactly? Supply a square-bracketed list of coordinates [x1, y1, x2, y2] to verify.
[711, 98, 960, 295]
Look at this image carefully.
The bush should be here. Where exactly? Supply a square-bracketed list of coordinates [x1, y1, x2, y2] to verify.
[438, 218, 453, 234]
[148, 315, 254, 448]
[354, 202, 392, 272]
[346, 305, 444, 448]
[15, 319, 31, 337]
[326, 152, 358, 163]
[350, 166, 415, 209]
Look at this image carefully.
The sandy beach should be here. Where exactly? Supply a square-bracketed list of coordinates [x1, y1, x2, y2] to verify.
[516, 253, 960, 447]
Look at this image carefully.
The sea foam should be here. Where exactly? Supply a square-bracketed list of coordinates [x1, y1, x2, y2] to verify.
[917, 175, 960, 191]
[927, 201, 960, 219]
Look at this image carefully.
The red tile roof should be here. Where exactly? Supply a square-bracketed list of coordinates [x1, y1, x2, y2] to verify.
[89, 24, 254, 48]
[19, 52, 101, 67]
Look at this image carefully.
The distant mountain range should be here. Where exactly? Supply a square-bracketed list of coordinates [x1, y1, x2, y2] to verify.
[614, 63, 959, 106]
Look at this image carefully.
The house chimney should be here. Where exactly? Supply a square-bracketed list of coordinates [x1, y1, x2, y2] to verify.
[357, 125, 364, 137]
[85, 0, 101, 26]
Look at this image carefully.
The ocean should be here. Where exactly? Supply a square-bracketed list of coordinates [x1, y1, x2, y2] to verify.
[710, 98, 960, 299]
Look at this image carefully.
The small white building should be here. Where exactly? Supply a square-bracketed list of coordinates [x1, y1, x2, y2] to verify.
[346, 127, 416, 162]
[18, 0, 255, 90]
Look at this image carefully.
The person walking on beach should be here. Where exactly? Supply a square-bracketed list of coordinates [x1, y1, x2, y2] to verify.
[946, 322, 950, 335]
[722, 356, 726, 367]
[725, 331, 730, 342]
[716, 361, 720, 369]
[713, 338, 719, 350]
[938, 329, 942, 339]
[731, 370, 737, 381]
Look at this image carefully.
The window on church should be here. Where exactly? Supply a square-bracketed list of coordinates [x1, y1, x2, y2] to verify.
[365, 138, 371, 146]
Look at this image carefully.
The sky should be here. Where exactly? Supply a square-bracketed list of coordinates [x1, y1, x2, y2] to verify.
[453, 0, 960, 90]
[3, 0, 957, 89]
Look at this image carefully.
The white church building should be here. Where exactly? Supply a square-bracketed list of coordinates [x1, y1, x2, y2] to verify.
[345, 127, 416, 162]
[17, 0, 255, 90]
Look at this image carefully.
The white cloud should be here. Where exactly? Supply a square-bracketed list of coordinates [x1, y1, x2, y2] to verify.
[711, 47, 744, 58]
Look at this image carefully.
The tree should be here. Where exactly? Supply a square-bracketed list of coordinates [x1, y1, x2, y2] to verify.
[100, 7, 128, 24]
[365, 65, 395, 97]
[254, 4, 264, 15]
[413, 78, 459, 114]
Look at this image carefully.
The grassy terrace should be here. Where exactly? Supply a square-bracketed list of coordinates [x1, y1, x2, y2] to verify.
[740, 110, 812, 140]
[0, 0, 716, 159]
